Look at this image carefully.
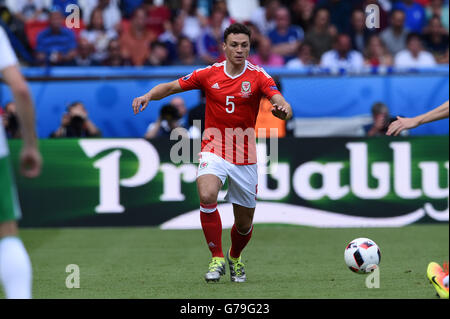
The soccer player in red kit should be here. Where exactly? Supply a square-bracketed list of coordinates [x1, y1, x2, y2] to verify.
[132, 23, 292, 282]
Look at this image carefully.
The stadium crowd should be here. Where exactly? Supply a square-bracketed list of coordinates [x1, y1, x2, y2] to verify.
[1, 0, 448, 139]
[0, 0, 448, 68]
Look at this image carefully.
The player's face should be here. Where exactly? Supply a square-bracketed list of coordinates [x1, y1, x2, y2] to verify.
[223, 33, 250, 66]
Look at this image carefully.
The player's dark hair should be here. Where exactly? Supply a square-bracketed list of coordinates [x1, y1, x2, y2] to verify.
[223, 23, 251, 43]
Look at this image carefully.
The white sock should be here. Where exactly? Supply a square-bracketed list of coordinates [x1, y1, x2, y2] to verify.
[0, 236, 32, 299]
[444, 275, 449, 289]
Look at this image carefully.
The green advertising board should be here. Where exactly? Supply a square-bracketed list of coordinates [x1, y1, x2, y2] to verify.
[8, 136, 449, 228]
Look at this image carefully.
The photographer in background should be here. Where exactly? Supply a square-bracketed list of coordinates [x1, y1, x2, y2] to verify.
[364, 102, 407, 137]
[144, 103, 186, 139]
[51, 101, 101, 138]
[1, 102, 21, 138]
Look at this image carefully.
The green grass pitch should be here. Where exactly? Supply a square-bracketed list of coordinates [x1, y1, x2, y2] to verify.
[2, 224, 448, 299]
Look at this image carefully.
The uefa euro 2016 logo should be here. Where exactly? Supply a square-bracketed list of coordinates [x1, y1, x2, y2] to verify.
[365, 4, 380, 29]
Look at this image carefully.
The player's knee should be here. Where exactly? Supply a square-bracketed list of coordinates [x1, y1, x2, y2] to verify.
[198, 190, 218, 206]
[0, 221, 18, 238]
[234, 221, 252, 235]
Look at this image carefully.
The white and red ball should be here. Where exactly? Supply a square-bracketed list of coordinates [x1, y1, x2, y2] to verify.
[344, 238, 381, 274]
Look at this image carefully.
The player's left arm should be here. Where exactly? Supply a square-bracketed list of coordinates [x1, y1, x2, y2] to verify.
[386, 100, 449, 136]
[270, 94, 293, 121]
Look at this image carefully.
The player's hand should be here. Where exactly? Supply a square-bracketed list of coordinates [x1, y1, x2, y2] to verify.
[386, 116, 419, 136]
[132, 94, 150, 115]
[271, 103, 290, 120]
[20, 146, 42, 178]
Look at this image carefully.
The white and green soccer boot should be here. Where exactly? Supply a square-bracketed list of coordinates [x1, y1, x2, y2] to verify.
[226, 250, 246, 283]
[205, 257, 226, 282]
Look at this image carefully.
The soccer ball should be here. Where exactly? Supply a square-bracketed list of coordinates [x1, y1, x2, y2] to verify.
[344, 238, 381, 274]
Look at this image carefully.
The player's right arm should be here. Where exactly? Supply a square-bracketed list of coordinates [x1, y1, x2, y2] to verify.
[133, 67, 208, 115]
[132, 80, 184, 114]
[387, 100, 449, 136]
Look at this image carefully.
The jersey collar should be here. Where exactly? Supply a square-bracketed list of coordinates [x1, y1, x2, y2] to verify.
[223, 60, 248, 79]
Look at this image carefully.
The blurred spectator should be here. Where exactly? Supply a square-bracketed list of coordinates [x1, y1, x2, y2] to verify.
[0, 2, 35, 62]
[35, 9, 77, 66]
[316, 0, 355, 34]
[172, 36, 203, 65]
[144, 41, 169, 66]
[422, 15, 449, 62]
[143, 0, 171, 37]
[286, 42, 316, 68]
[426, 0, 449, 31]
[250, 0, 280, 35]
[177, 0, 205, 43]
[1, 102, 21, 138]
[196, 8, 224, 65]
[159, 12, 186, 63]
[349, 8, 376, 53]
[188, 89, 206, 139]
[81, 0, 122, 33]
[120, 0, 144, 19]
[255, 77, 287, 138]
[394, 0, 427, 33]
[320, 33, 364, 70]
[6, 0, 49, 22]
[145, 103, 184, 139]
[364, 102, 403, 136]
[364, 34, 394, 67]
[212, 0, 233, 31]
[52, 0, 78, 16]
[102, 38, 132, 66]
[304, 8, 337, 61]
[290, 0, 315, 32]
[248, 36, 284, 67]
[51, 101, 101, 138]
[394, 32, 437, 67]
[380, 9, 409, 56]
[439, 47, 449, 64]
[170, 96, 188, 128]
[225, 0, 259, 23]
[80, 7, 117, 63]
[119, 6, 156, 66]
[268, 6, 304, 62]
[74, 37, 100, 66]
[244, 21, 263, 56]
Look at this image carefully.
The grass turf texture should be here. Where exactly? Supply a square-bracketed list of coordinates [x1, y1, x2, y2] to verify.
[1, 224, 448, 299]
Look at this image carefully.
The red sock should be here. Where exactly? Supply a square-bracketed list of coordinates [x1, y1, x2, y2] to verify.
[200, 203, 223, 258]
[230, 224, 253, 259]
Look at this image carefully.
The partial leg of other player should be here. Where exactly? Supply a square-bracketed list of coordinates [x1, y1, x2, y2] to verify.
[0, 154, 32, 299]
[427, 261, 449, 299]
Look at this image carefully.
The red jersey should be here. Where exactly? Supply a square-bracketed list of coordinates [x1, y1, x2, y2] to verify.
[178, 60, 281, 165]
